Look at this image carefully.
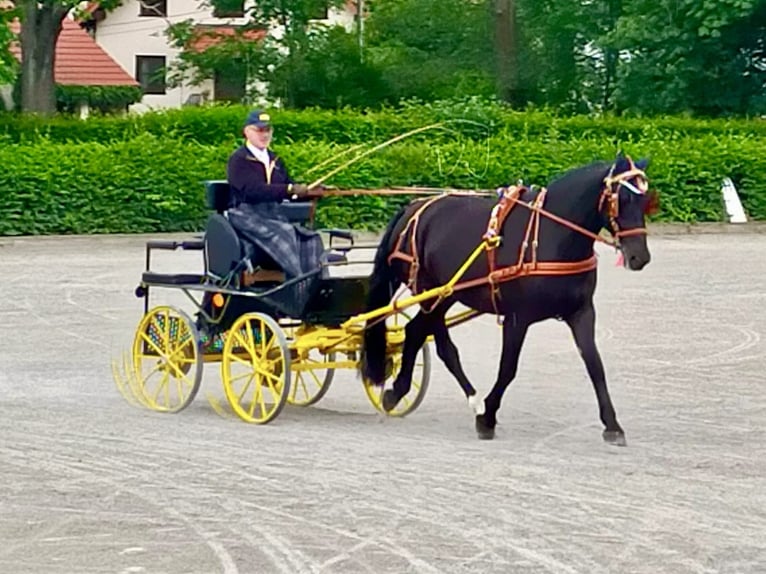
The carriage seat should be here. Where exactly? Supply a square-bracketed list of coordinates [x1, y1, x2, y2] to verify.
[203, 181, 346, 285]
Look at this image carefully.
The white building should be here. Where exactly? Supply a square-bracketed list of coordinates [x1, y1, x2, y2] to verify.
[82, 0, 357, 111]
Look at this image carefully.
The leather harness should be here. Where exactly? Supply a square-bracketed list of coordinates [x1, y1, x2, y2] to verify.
[387, 162, 650, 314]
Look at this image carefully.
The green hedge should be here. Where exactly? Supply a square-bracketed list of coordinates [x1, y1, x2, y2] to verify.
[3, 99, 766, 146]
[0, 102, 765, 235]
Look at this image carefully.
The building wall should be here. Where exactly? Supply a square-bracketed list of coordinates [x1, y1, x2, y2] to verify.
[92, 0, 356, 112]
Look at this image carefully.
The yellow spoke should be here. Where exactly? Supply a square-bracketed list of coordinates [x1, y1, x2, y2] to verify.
[150, 369, 170, 403]
[257, 381, 269, 418]
[232, 330, 249, 354]
[163, 374, 171, 407]
[306, 367, 323, 388]
[229, 352, 253, 367]
[259, 372, 282, 403]
[239, 374, 255, 405]
[138, 359, 164, 380]
[168, 365, 194, 388]
[255, 367, 282, 385]
[229, 370, 256, 385]
[175, 376, 184, 402]
[161, 310, 170, 352]
[246, 322, 259, 358]
[248, 381, 261, 418]
[139, 331, 166, 358]
[295, 375, 310, 399]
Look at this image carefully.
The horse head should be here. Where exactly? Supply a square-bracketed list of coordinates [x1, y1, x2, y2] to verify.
[599, 154, 658, 271]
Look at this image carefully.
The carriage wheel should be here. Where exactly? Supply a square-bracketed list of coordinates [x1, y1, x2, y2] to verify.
[363, 312, 432, 417]
[123, 305, 202, 413]
[221, 312, 291, 424]
[288, 353, 336, 406]
[283, 325, 335, 407]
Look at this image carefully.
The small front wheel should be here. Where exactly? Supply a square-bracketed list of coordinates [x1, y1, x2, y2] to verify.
[363, 312, 431, 417]
[118, 305, 202, 413]
[221, 313, 291, 424]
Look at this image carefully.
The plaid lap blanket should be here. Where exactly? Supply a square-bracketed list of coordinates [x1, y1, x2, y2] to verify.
[228, 203, 324, 280]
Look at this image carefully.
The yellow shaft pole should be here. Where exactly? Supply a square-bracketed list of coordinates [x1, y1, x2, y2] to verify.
[343, 239, 491, 328]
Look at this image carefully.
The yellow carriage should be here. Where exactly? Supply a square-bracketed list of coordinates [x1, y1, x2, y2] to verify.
[112, 181, 432, 424]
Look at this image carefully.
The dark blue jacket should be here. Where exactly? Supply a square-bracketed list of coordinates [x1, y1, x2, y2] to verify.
[226, 145, 295, 208]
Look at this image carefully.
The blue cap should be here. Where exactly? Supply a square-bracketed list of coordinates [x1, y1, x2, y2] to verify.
[244, 110, 271, 128]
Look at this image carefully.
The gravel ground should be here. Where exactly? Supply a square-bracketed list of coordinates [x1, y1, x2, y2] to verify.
[0, 228, 764, 574]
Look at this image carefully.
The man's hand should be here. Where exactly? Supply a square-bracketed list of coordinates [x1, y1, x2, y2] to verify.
[291, 183, 310, 196]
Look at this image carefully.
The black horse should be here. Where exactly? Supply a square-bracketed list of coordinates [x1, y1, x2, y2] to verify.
[360, 154, 657, 444]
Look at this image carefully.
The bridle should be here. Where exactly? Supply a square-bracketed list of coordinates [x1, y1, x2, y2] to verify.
[599, 158, 650, 247]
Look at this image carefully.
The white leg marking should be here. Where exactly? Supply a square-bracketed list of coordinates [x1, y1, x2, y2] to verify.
[468, 395, 485, 415]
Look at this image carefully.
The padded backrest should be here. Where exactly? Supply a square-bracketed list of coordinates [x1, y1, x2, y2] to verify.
[203, 179, 314, 225]
[205, 214, 242, 278]
[205, 180, 231, 214]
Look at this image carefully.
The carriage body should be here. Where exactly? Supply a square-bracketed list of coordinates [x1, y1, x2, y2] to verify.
[113, 181, 431, 424]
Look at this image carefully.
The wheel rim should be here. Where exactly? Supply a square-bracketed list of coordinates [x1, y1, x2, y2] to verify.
[221, 313, 291, 424]
[363, 312, 431, 417]
[131, 305, 202, 413]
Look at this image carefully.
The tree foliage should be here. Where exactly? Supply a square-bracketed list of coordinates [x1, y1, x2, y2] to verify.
[0, 5, 18, 86]
[364, 0, 496, 102]
[7, 0, 120, 114]
[605, 0, 766, 115]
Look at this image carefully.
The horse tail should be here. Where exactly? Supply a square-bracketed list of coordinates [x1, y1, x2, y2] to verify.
[360, 203, 409, 385]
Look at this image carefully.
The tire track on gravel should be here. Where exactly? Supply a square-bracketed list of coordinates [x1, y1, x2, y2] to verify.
[2, 428, 330, 574]
[0, 441, 241, 574]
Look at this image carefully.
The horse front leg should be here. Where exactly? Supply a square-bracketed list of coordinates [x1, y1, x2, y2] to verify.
[565, 301, 626, 446]
[476, 315, 529, 440]
[429, 304, 478, 403]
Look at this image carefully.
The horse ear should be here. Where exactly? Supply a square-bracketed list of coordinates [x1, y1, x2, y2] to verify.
[635, 157, 650, 170]
[614, 155, 630, 173]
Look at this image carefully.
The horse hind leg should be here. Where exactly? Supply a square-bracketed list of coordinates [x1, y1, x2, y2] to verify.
[382, 309, 433, 412]
[475, 314, 529, 440]
[565, 302, 626, 446]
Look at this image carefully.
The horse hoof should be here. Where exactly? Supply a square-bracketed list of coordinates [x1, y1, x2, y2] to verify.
[381, 389, 399, 412]
[602, 430, 627, 446]
[475, 416, 495, 440]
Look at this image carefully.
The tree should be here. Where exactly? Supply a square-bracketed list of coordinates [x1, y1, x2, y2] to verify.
[604, 0, 766, 115]
[0, 5, 18, 87]
[166, 0, 347, 106]
[364, 0, 495, 102]
[10, 0, 118, 115]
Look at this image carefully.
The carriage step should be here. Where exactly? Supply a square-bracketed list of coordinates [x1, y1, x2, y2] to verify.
[141, 272, 205, 286]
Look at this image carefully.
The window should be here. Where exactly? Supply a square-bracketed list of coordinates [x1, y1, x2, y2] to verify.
[136, 55, 166, 95]
[139, 0, 167, 17]
[213, 0, 245, 18]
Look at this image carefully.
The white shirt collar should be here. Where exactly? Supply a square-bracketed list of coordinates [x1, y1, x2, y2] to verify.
[246, 142, 271, 167]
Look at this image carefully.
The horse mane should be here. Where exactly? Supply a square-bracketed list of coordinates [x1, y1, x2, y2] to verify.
[545, 160, 611, 196]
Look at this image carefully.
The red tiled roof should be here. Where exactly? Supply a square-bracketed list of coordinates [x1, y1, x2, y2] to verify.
[188, 25, 266, 53]
[9, 18, 137, 86]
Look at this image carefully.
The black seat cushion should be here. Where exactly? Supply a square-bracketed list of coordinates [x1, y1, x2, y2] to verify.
[205, 213, 283, 278]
